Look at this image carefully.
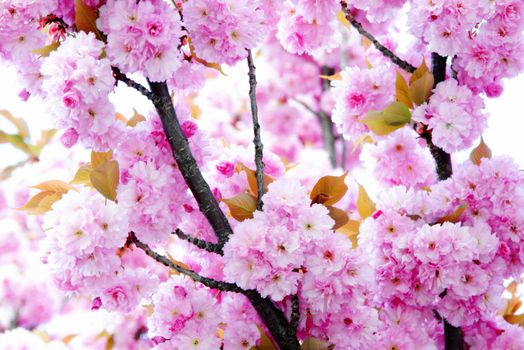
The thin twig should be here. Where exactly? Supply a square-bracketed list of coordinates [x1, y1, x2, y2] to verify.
[320, 66, 337, 168]
[290, 295, 300, 335]
[112, 67, 154, 100]
[246, 50, 265, 211]
[172, 229, 223, 255]
[340, 1, 416, 73]
[130, 233, 242, 292]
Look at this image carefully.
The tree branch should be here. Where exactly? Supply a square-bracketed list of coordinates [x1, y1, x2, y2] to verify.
[112, 67, 154, 101]
[246, 50, 265, 211]
[422, 53, 462, 348]
[320, 66, 337, 168]
[172, 228, 223, 255]
[245, 291, 301, 350]
[129, 232, 243, 292]
[148, 81, 301, 350]
[340, 1, 416, 73]
[148, 81, 233, 247]
[289, 295, 300, 336]
[419, 53, 453, 181]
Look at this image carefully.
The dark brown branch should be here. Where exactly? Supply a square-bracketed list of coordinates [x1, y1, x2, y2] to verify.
[419, 53, 452, 181]
[245, 291, 301, 350]
[424, 53, 462, 348]
[112, 67, 154, 100]
[246, 50, 265, 211]
[444, 320, 465, 350]
[290, 295, 300, 336]
[148, 81, 301, 350]
[340, 1, 416, 73]
[172, 229, 223, 255]
[130, 233, 242, 292]
[148, 81, 233, 247]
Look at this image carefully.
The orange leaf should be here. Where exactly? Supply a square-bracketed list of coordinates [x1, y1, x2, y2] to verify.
[32, 180, 76, 194]
[408, 72, 434, 106]
[237, 163, 274, 196]
[409, 59, 430, 85]
[326, 206, 349, 230]
[436, 203, 468, 224]
[469, 137, 492, 165]
[75, 0, 100, 35]
[310, 172, 348, 206]
[337, 219, 361, 248]
[19, 191, 63, 215]
[127, 109, 146, 127]
[222, 193, 257, 221]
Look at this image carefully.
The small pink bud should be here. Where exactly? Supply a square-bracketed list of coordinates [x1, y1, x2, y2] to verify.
[60, 128, 79, 148]
[91, 297, 102, 310]
[216, 161, 235, 177]
[18, 89, 30, 101]
[181, 120, 198, 138]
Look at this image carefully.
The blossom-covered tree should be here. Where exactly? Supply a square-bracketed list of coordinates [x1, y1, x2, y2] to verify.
[1, 0, 524, 349]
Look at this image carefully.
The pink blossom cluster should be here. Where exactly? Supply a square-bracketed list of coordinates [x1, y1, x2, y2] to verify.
[346, 0, 407, 23]
[182, 0, 268, 65]
[116, 113, 213, 246]
[223, 177, 380, 348]
[360, 156, 524, 328]
[463, 316, 524, 349]
[364, 128, 437, 189]
[40, 32, 121, 151]
[97, 0, 183, 82]
[0, 1, 53, 97]
[453, 0, 524, 96]
[148, 275, 222, 349]
[277, 1, 340, 55]
[41, 187, 158, 313]
[413, 79, 487, 153]
[331, 66, 395, 140]
[409, 0, 492, 57]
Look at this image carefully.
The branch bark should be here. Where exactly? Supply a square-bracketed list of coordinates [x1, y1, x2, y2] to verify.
[148, 81, 233, 247]
[148, 81, 300, 350]
[320, 66, 337, 168]
[246, 50, 265, 210]
[172, 228, 223, 254]
[340, 1, 416, 73]
[424, 53, 463, 349]
[130, 233, 242, 292]
[419, 53, 453, 181]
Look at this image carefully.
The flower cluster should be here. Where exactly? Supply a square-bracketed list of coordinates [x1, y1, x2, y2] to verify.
[331, 66, 395, 140]
[98, 0, 183, 82]
[364, 127, 437, 189]
[409, 0, 492, 57]
[183, 0, 268, 65]
[413, 79, 488, 153]
[346, 0, 407, 23]
[277, 1, 340, 55]
[40, 32, 120, 151]
[223, 177, 379, 348]
[148, 275, 222, 349]
[453, 1, 524, 96]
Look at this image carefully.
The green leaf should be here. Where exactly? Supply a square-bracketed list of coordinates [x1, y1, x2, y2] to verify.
[32, 42, 61, 57]
[383, 102, 411, 126]
[360, 111, 403, 136]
